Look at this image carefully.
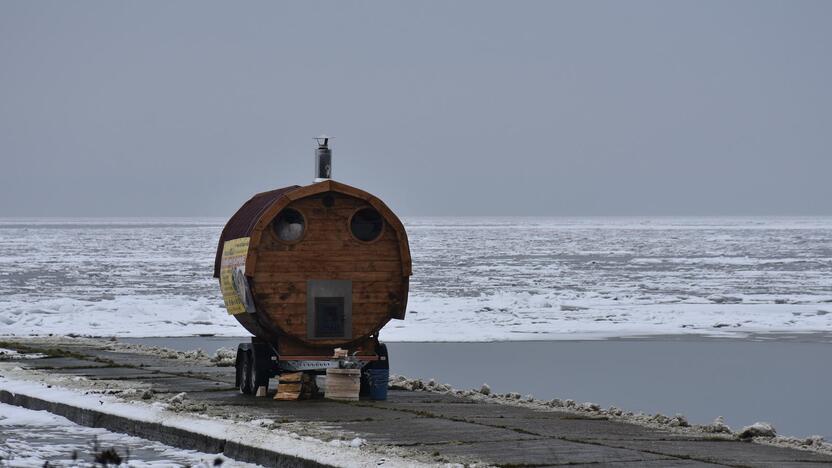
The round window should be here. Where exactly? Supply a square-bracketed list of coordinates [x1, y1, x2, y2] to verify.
[350, 208, 383, 242]
[272, 209, 305, 242]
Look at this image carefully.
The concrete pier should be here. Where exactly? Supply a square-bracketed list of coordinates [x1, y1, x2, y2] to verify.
[1, 338, 830, 467]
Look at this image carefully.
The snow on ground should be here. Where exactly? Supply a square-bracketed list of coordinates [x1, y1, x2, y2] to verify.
[0, 216, 830, 340]
[0, 364, 430, 467]
[0, 402, 258, 467]
[0, 348, 46, 360]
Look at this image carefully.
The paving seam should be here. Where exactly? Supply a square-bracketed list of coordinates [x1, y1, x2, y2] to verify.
[0, 389, 335, 468]
[4, 343, 230, 384]
[390, 436, 543, 448]
[348, 402, 737, 466]
[495, 458, 694, 468]
[571, 436, 832, 466]
[557, 437, 738, 467]
[26, 365, 124, 370]
[36, 353, 237, 385]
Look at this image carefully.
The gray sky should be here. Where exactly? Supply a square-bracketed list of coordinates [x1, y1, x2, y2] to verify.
[1, 1, 830, 217]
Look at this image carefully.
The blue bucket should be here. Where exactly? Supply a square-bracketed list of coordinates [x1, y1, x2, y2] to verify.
[366, 368, 389, 401]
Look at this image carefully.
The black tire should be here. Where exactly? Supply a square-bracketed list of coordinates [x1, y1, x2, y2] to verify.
[251, 344, 272, 392]
[235, 347, 243, 387]
[239, 350, 254, 395]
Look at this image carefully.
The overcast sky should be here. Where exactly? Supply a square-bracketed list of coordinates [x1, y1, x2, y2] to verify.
[1, 1, 830, 217]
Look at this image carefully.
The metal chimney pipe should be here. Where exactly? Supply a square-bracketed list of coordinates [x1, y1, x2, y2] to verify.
[314, 136, 332, 182]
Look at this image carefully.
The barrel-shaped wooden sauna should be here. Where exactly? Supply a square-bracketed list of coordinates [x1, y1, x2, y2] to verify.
[214, 145, 411, 393]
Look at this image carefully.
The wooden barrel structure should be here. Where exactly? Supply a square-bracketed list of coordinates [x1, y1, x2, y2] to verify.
[213, 178, 412, 361]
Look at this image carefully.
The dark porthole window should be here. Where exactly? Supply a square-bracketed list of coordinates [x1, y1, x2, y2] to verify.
[273, 208, 305, 242]
[350, 208, 383, 242]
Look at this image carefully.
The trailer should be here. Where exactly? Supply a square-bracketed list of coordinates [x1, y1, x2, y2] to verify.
[213, 138, 411, 396]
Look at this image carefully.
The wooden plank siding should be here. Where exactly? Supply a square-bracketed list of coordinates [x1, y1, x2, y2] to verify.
[250, 190, 409, 347]
[245, 180, 412, 278]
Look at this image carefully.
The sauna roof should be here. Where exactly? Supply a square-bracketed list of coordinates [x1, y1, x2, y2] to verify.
[213, 185, 301, 278]
[213, 180, 412, 279]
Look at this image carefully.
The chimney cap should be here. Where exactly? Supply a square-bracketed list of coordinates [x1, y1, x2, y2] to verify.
[315, 135, 333, 147]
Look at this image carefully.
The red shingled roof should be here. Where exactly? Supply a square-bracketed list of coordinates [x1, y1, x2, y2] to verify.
[213, 185, 301, 278]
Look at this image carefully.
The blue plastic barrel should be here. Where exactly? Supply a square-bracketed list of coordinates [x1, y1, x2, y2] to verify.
[367, 368, 389, 400]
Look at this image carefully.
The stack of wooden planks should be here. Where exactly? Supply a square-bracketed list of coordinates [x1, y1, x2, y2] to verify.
[274, 372, 316, 400]
[325, 368, 361, 401]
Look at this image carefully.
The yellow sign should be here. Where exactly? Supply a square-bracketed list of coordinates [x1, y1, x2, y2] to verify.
[219, 237, 251, 315]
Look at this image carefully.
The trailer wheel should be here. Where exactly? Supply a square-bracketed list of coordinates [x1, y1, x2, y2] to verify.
[251, 341, 273, 392]
[238, 349, 254, 395]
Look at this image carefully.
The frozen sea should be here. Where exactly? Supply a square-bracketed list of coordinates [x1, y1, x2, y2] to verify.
[0, 216, 830, 340]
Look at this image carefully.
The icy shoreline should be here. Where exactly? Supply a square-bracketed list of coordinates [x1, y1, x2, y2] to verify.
[1, 337, 830, 462]
[386, 375, 832, 457]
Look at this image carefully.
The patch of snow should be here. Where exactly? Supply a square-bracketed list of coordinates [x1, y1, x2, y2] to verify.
[0, 402, 261, 467]
[0, 348, 46, 360]
[211, 347, 237, 366]
[739, 422, 777, 439]
[0, 402, 74, 427]
[703, 416, 732, 433]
